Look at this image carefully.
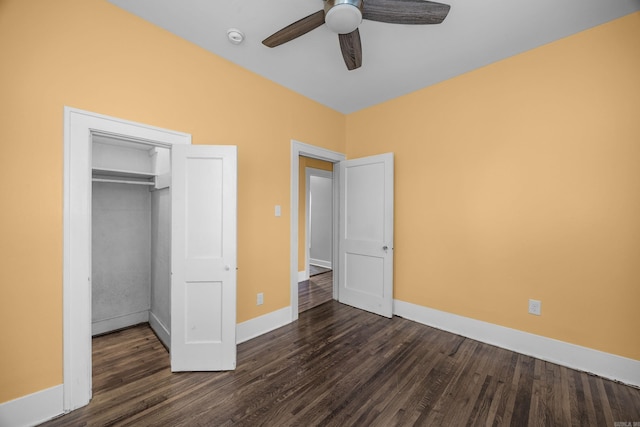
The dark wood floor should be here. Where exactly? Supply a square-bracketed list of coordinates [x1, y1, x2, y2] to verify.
[298, 271, 333, 313]
[309, 265, 332, 276]
[41, 301, 640, 426]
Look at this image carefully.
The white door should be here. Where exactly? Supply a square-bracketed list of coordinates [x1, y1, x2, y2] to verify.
[338, 153, 394, 318]
[170, 144, 237, 371]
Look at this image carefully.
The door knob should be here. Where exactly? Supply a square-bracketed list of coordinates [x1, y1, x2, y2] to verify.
[383, 245, 388, 251]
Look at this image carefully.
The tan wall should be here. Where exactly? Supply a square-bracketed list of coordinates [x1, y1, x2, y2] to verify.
[0, 0, 345, 403]
[346, 13, 640, 361]
[298, 157, 334, 272]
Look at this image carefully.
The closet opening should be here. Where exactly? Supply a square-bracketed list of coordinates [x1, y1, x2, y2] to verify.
[90, 133, 172, 352]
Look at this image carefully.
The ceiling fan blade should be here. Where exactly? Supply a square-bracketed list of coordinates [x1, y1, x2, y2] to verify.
[262, 10, 325, 47]
[363, 0, 450, 25]
[339, 29, 362, 71]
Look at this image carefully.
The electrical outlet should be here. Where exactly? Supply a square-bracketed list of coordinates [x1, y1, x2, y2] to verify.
[528, 299, 541, 316]
[257, 292, 264, 306]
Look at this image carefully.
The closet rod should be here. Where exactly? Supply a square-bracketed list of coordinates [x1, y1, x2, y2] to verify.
[92, 178, 154, 186]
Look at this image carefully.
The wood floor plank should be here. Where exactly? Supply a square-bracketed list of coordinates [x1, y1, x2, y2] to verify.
[40, 301, 640, 426]
[593, 375, 616, 426]
[298, 271, 333, 313]
[465, 346, 503, 426]
[558, 364, 573, 426]
[581, 371, 601, 427]
[511, 353, 535, 424]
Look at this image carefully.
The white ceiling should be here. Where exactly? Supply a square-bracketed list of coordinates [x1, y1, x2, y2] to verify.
[107, 0, 640, 114]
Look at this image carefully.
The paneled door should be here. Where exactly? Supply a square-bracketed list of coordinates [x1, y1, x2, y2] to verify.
[338, 153, 394, 318]
[171, 144, 237, 371]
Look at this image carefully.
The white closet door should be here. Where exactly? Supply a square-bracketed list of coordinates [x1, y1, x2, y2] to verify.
[170, 144, 237, 371]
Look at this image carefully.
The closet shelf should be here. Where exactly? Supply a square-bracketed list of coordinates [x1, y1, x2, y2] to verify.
[92, 167, 156, 180]
[92, 178, 155, 186]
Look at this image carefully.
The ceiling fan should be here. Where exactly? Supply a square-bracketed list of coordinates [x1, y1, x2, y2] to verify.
[262, 0, 451, 71]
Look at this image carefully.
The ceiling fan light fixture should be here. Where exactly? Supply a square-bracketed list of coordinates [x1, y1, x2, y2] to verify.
[324, 0, 363, 34]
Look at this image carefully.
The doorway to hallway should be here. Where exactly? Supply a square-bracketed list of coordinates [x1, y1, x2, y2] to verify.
[299, 165, 333, 314]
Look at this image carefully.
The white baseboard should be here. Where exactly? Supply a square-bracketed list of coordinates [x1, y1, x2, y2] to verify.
[394, 299, 640, 388]
[298, 270, 308, 282]
[237, 306, 292, 344]
[0, 384, 63, 427]
[149, 311, 170, 350]
[92, 310, 149, 336]
[310, 259, 332, 269]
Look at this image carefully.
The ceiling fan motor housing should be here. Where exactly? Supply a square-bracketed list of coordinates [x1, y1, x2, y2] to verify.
[324, 0, 363, 34]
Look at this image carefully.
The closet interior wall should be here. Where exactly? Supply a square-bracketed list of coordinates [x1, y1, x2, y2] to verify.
[150, 184, 171, 346]
[91, 181, 151, 333]
[91, 135, 171, 348]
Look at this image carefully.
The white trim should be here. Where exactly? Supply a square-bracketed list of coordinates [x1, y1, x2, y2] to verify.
[331, 164, 340, 300]
[310, 259, 332, 269]
[290, 140, 345, 322]
[64, 107, 191, 411]
[298, 270, 309, 282]
[236, 306, 292, 344]
[0, 385, 63, 427]
[149, 311, 171, 350]
[304, 168, 311, 282]
[394, 299, 640, 388]
[91, 310, 150, 336]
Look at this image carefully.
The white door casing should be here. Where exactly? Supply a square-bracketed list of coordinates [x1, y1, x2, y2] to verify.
[64, 107, 191, 410]
[290, 141, 345, 320]
[170, 144, 237, 371]
[338, 153, 394, 318]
